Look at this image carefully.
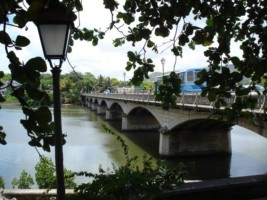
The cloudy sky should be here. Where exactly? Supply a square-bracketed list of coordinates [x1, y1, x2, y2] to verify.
[1, 1, 237, 81]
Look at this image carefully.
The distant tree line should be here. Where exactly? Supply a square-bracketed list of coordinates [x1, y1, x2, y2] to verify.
[1, 72, 154, 105]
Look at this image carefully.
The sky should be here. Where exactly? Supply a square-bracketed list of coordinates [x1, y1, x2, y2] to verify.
[0, 1, 239, 81]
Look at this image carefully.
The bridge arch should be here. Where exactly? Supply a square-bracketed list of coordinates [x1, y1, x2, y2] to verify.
[106, 102, 124, 120]
[122, 107, 160, 131]
[99, 99, 107, 106]
[96, 100, 108, 115]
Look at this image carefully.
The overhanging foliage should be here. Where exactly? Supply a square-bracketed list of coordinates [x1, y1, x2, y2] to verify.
[0, 0, 266, 156]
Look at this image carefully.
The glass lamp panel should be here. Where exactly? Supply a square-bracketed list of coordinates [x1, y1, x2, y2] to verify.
[39, 24, 69, 59]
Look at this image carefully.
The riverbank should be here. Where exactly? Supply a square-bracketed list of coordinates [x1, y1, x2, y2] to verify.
[0, 102, 20, 107]
[165, 174, 267, 200]
[2, 174, 267, 199]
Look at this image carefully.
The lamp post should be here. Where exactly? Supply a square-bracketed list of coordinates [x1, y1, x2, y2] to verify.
[34, 1, 73, 199]
[123, 72, 126, 94]
[161, 57, 166, 77]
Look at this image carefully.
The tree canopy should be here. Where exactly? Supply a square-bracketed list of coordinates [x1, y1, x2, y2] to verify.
[0, 0, 267, 149]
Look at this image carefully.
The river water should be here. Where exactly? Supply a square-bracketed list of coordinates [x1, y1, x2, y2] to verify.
[0, 105, 267, 188]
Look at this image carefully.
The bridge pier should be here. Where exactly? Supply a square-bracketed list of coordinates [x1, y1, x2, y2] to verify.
[87, 102, 91, 108]
[159, 128, 232, 157]
[97, 105, 106, 115]
[122, 114, 160, 131]
[105, 109, 122, 120]
[91, 102, 97, 111]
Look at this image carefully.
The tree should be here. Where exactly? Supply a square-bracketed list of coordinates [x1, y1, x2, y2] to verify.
[142, 80, 154, 93]
[82, 72, 97, 93]
[35, 156, 57, 189]
[40, 73, 53, 91]
[11, 170, 34, 189]
[101, 0, 267, 122]
[0, 176, 4, 189]
[35, 156, 76, 189]
[0, 0, 267, 196]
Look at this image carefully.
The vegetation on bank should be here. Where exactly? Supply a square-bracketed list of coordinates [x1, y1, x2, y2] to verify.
[1, 128, 189, 200]
[1, 0, 267, 199]
[1, 72, 155, 105]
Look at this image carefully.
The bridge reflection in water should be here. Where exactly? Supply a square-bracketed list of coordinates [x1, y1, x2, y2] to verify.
[81, 93, 267, 158]
[117, 128, 232, 180]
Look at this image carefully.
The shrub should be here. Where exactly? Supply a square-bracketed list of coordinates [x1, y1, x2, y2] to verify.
[71, 125, 187, 200]
[11, 170, 34, 189]
[0, 176, 4, 189]
[35, 156, 77, 189]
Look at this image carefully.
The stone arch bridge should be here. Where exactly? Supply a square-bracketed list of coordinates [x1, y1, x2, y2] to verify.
[81, 93, 267, 157]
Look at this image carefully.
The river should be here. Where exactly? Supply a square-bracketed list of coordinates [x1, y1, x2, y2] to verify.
[0, 105, 267, 188]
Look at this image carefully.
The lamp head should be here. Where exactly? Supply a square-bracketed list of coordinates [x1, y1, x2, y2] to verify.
[161, 57, 166, 65]
[34, 1, 74, 60]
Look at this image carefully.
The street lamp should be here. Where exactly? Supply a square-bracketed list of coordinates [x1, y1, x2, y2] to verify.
[161, 57, 166, 77]
[34, 1, 73, 199]
[123, 72, 126, 84]
[123, 72, 126, 94]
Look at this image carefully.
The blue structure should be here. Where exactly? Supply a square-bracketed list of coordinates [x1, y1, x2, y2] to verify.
[154, 68, 206, 93]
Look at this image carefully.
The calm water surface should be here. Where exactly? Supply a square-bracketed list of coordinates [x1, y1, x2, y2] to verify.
[0, 105, 267, 188]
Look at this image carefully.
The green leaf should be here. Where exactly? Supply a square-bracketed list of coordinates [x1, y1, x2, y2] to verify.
[231, 56, 241, 68]
[22, 106, 35, 116]
[103, 0, 119, 11]
[26, 0, 44, 21]
[26, 87, 45, 100]
[208, 91, 217, 101]
[231, 71, 243, 82]
[0, 31, 12, 45]
[192, 30, 205, 44]
[13, 11, 27, 27]
[7, 51, 21, 66]
[0, 71, 4, 78]
[127, 51, 136, 61]
[75, 0, 83, 11]
[35, 106, 52, 125]
[0, 126, 7, 145]
[155, 26, 170, 37]
[126, 61, 133, 71]
[171, 46, 183, 57]
[179, 34, 189, 46]
[147, 40, 154, 48]
[15, 35, 30, 47]
[92, 37, 98, 46]
[28, 138, 42, 147]
[83, 30, 94, 41]
[25, 57, 47, 72]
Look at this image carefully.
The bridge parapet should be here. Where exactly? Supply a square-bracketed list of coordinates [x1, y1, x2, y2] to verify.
[83, 93, 267, 112]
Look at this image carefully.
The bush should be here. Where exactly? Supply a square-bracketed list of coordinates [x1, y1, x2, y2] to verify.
[35, 156, 56, 189]
[0, 176, 4, 189]
[35, 156, 77, 189]
[11, 170, 34, 189]
[71, 125, 187, 200]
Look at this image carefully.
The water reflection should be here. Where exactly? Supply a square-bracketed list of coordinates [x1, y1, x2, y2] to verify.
[105, 118, 232, 180]
[0, 105, 267, 189]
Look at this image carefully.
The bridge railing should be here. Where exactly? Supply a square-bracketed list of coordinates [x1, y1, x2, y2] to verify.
[83, 93, 267, 112]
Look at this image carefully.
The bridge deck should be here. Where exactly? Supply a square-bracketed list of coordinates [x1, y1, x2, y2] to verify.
[83, 93, 266, 114]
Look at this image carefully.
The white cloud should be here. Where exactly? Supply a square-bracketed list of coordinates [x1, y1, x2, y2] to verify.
[1, 1, 242, 81]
